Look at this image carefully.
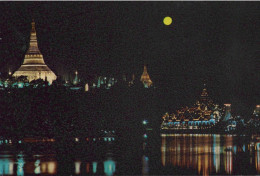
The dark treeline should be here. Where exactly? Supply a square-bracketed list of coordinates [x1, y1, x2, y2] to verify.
[0, 79, 258, 141]
[0, 82, 162, 141]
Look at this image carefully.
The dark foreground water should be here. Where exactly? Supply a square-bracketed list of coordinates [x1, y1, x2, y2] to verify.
[1, 134, 260, 175]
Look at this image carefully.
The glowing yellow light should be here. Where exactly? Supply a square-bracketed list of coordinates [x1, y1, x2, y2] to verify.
[75, 161, 81, 174]
[163, 16, 172, 26]
[47, 162, 56, 174]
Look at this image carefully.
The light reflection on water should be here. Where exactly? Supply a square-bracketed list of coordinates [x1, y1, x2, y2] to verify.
[142, 155, 149, 175]
[0, 158, 14, 175]
[1, 134, 260, 175]
[104, 158, 116, 176]
[161, 134, 260, 175]
[0, 152, 115, 175]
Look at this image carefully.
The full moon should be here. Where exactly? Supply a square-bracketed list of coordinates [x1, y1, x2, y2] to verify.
[163, 16, 172, 26]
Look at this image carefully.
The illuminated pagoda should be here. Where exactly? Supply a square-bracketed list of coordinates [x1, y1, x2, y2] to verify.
[140, 65, 152, 88]
[13, 20, 56, 84]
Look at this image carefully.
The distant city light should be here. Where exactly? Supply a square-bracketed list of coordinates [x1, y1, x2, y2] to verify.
[144, 134, 148, 138]
[85, 83, 89, 91]
[18, 83, 23, 88]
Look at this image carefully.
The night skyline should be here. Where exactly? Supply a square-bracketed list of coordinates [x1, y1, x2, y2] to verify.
[0, 2, 259, 110]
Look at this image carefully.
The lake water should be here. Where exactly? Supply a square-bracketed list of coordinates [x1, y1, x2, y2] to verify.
[0, 134, 260, 175]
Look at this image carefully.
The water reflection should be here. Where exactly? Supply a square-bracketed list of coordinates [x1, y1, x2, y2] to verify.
[104, 158, 116, 176]
[0, 158, 14, 175]
[2, 134, 260, 175]
[0, 154, 117, 175]
[75, 161, 81, 174]
[92, 161, 97, 174]
[17, 156, 25, 176]
[256, 146, 260, 173]
[161, 134, 260, 175]
[22, 158, 57, 175]
[86, 162, 90, 173]
[142, 155, 149, 175]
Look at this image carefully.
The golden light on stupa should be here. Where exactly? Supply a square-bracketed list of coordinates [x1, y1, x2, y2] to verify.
[163, 16, 172, 26]
[13, 20, 57, 84]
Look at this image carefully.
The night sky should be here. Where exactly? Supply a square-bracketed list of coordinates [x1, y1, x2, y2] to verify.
[0, 2, 259, 112]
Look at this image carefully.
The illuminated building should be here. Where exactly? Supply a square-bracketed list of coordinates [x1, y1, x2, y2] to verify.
[222, 104, 244, 132]
[223, 104, 232, 121]
[140, 65, 152, 88]
[13, 20, 56, 84]
[161, 86, 222, 130]
[254, 105, 260, 117]
[92, 76, 117, 89]
[247, 105, 260, 128]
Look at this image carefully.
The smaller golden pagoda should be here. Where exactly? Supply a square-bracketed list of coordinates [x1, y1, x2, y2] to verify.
[140, 65, 152, 88]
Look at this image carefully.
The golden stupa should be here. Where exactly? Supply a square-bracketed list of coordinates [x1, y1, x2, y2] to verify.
[13, 20, 56, 84]
[140, 65, 152, 88]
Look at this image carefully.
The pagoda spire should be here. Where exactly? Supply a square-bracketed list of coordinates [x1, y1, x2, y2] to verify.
[26, 20, 41, 55]
[200, 83, 210, 103]
[23, 20, 44, 65]
[140, 65, 153, 88]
